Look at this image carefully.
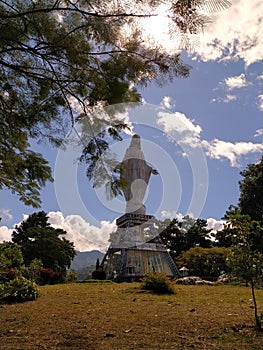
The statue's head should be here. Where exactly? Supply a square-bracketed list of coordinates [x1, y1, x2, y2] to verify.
[131, 134, 141, 148]
[133, 134, 140, 139]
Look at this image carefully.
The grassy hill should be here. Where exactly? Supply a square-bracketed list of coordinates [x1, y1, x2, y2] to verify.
[0, 282, 262, 349]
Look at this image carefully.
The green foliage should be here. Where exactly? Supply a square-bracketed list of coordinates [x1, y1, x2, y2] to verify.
[0, 277, 39, 303]
[141, 273, 175, 294]
[0, 242, 24, 283]
[225, 212, 263, 286]
[239, 156, 263, 225]
[65, 269, 78, 283]
[225, 211, 263, 331]
[95, 258, 100, 271]
[177, 247, 230, 280]
[36, 268, 64, 285]
[160, 216, 212, 259]
[21, 259, 43, 284]
[0, 1, 231, 206]
[0, 0, 188, 206]
[12, 211, 76, 278]
[92, 269, 106, 280]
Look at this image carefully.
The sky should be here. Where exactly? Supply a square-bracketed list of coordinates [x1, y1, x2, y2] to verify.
[0, 0, 262, 252]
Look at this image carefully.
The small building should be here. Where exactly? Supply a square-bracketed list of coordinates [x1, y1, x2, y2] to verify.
[179, 266, 189, 277]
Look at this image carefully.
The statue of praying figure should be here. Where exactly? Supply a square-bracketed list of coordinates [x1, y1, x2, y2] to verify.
[120, 134, 158, 215]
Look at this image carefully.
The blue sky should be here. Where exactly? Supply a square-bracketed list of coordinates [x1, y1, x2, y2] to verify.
[0, 0, 262, 252]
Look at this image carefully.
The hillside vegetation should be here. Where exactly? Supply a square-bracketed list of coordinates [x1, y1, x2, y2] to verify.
[0, 282, 262, 349]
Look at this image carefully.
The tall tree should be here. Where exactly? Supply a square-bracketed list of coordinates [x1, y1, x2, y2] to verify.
[12, 211, 76, 275]
[0, 0, 231, 206]
[160, 216, 212, 258]
[238, 156, 263, 225]
[225, 211, 263, 331]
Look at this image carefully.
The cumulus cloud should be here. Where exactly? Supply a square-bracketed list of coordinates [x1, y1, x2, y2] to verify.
[157, 109, 263, 167]
[206, 218, 225, 233]
[0, 226, 12, 242]
[202, 139, 263, 167]
[193, 0, 263, 66]
[160, 211, 225, 234]
[224, 73, 251, 90]
[157, 111, 202, 147]
[47, 211, 116, 252]
[0, 211, 116, 252]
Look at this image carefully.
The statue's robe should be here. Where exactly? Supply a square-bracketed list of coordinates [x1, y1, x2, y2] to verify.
[120, 135, 153, 215]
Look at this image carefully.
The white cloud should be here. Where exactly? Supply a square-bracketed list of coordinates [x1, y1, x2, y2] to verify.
[0, 209, 13, 221]
[257, 94, 263, 112]
[160, 211, 225, 234]
[160, 96, 173, 109]
[202, 139, 263, 167]
[254, 128, 263, 137]
[224, 73, 251, 90]
[47, 211, 116, 252]
[157, 110, 263, 167]
[211, 94, 237, 103]
[0, 226, 12, 242]
[206, 218, 225, 233]
[193, 0, 263, 66]
[161, 210, 184, 222]
[224, 94, 237, 102]
[157, 111, 202, 147]
[0, 211, 116, 252]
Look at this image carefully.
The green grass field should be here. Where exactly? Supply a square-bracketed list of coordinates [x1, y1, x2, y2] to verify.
[0, 282, 262, 349]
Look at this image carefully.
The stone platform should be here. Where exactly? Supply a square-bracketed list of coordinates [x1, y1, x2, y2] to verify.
[116, 213, 154, 228]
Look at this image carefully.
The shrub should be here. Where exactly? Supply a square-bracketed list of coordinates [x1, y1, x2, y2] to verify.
[36, 268, 65, 285]
[0, 277, 39, 303]
[91, 269, 106, 280]
[141, 273, 175, 294]
[65, 269, 77, 283]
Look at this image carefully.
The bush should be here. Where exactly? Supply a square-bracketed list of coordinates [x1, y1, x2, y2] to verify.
[141, 273, 175, 294]
[65, 269, 77, 283]
[91, 269, 106, 280]
[0, 277, 39, 303]
[36, 268, 65, 285]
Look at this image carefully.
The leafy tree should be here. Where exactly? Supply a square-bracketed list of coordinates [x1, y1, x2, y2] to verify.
[226, 211, 263, 331]
[12, 211, 76, 278]
[159, 218, 184, 259]
[223, 204, 263, 253]
[160, 216, 212, 258]
[182, 217, 212, 249]
[0, 0, 231, 206]
[176, 246, 230, 280]
[213, 227, 233, 248]
[238, 156, 263, 225]
[96, 258, 100, 271]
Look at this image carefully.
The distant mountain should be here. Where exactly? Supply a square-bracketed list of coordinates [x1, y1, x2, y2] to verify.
[71, 250, 104, 271]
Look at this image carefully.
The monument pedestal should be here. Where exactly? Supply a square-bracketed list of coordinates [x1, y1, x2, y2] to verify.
[101, 214, 179, 281]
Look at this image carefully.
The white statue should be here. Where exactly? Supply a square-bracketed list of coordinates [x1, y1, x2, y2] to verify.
[120, 134, 158, 215]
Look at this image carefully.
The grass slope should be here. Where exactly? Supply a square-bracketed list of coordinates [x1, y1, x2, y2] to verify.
[0, 283, 262, 349]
